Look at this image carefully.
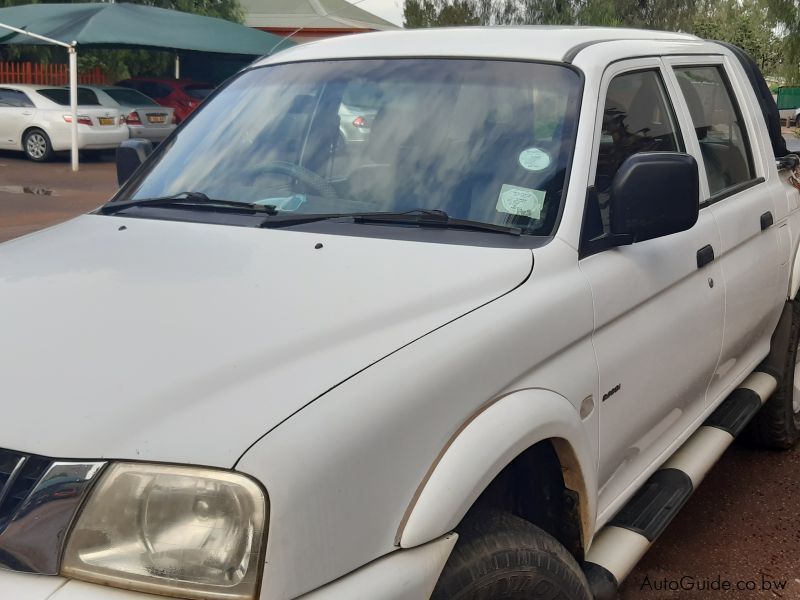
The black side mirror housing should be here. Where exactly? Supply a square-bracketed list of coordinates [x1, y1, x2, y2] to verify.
[116, 139, 153, 186]
[610, 152, 699, 243]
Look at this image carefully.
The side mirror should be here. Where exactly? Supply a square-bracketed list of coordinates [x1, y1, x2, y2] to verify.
[610, 152, 699, 243]
[116, 139, 153, 186]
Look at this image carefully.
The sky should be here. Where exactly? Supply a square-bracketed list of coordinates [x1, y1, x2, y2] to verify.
[350, 0, 404, 27]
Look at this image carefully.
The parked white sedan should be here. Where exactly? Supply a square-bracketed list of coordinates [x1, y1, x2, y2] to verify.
[71, 85, 176, 143]
[0, 84, 128, 161]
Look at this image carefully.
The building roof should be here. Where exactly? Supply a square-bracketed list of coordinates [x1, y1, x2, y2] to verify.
[259, 26, 702, 65]
[242, 0, 398, 31]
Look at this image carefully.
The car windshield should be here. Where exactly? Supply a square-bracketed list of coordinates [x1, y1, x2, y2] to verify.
[38, 88, 101, 105]
[104, 88, 159, 107]
[115, 59, 582, 236]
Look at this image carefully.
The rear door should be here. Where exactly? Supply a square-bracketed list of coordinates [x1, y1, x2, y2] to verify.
[579, 59, 725, 517]
[664, 57, 784, 404]
[0, 89, 35, 148]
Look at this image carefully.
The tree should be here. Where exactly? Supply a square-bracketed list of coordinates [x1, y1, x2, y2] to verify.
[763, 0, 800, 83]
[403, 0, 484, 27]
[403, 0, 707, 30]
[691, 0, 782, 75]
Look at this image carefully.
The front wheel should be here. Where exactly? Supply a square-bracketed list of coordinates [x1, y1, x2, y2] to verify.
[23, 129, 53, 162]
[431, 509, 592, 600]
[748, 298, 800, 449]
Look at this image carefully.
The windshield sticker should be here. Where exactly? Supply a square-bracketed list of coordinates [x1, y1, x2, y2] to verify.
[518, 147, 551, 171]
[254, 194, 306, 212]
[496, 184, 545, 218]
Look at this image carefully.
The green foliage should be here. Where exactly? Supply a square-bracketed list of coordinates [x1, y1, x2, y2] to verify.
[403, 0, 483, 27]
[691, 0, 781, 75]
[402, 0, 784, 79]
[402, 0, 705, 29]
[763, 0, 800, 83]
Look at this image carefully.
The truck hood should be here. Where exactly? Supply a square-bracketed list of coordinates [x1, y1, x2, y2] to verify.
[0, 215, 532, 467]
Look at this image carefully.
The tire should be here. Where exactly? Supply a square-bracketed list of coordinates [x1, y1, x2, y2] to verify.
[748, 298, 800, 449]
[431, 509, 592, 600]
[23, 129, 53, 162]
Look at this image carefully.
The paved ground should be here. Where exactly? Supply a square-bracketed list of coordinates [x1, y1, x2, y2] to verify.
[1, 144, 799, 598]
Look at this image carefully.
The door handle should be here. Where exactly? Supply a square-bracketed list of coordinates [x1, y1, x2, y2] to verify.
[21, 111, 32, 116]
[760, 211, 774, 230]
[697, 244, 715, 269]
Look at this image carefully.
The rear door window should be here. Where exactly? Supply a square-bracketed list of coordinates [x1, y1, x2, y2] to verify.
[673, 65, 756, 198]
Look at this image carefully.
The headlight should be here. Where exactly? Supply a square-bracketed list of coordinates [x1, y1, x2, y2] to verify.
[61, 463, 268, 600]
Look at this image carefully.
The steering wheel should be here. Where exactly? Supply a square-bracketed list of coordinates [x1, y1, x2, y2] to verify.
[251, 161, 339, 202]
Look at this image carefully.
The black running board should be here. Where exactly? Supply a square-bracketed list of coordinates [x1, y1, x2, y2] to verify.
[583, 371, 778, 600]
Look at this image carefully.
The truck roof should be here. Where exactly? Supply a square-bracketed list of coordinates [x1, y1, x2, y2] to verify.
[256, 26, 701, 66]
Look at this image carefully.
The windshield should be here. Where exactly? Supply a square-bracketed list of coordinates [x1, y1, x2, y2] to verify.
[104, 88, 159, 107]
[115, 59, 582, 236]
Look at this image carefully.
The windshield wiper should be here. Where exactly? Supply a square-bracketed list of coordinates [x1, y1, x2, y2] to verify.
[259, 209, 522, 236]
[100, 192, 278, 215]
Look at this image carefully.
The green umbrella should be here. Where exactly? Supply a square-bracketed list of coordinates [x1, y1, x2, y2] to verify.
[0, 3, 292, 170]
[0, 2, 290, 56]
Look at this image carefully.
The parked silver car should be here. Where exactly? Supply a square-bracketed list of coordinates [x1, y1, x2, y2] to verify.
[71, 85, 176, 143]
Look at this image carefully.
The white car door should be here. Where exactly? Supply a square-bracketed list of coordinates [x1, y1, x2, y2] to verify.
[664, 57, 784, 405]
[0, 88, 36, 149]
[578, 59, 725, 520]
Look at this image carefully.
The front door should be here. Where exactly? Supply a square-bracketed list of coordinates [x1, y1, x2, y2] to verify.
[578, 59, 725, 520]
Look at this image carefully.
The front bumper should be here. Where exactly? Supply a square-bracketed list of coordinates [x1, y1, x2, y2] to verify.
[0, 570, 164, 600]
[297, 533, 456, 600]
[0, 533, 457, 600]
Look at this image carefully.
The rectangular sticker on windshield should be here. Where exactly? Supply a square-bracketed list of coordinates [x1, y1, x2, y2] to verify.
[496, 184, 545, 218]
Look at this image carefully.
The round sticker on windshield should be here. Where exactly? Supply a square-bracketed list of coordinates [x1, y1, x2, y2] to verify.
[518, 147, 551, 171]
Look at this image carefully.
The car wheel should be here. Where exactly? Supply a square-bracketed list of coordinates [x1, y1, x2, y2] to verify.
[748, 298, 800, 449]
[23, 129, 53, 162]
[431, 509, 592, 600]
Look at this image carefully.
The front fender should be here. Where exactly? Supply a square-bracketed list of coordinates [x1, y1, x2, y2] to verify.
[397, 388, 597, 549]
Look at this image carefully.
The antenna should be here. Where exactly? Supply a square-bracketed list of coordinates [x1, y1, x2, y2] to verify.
[268, 0, 392, 55]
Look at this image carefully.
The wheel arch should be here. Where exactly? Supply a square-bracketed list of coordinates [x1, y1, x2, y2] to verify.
[789, 247, 800, 300]
[20, 125, 51, 150]
[396, 388, 597, 558]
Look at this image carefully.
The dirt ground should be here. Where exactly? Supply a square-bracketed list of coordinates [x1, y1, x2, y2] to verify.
[1, 150, 799, 599]
[0, 150, 117, 243]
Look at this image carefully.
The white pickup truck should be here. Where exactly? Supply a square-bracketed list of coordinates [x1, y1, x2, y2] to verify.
[1, 26, 799, 600]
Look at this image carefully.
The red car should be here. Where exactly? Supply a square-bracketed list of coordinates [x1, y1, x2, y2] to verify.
[114, 78, 214, 124]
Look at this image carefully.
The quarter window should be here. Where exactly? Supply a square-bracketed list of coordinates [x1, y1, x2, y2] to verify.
[0, 89, 34, 107]
[674, 66, 755, 197]
[587, 69, 683, 239]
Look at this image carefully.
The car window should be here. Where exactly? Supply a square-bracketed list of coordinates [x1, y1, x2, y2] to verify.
[37, 88, 101, 106]
[154, 83, 174, 98]
[127, 82, 165, 99]
[0, 89, 34, 107]
[117, 59, 583, 237]
[588, 69, 683, 238]
[183, 84, 213, 99]
[104, 88, 159, 106]
[674, 65, 756, 197]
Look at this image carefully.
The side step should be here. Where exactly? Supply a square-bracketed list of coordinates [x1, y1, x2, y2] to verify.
[583, 371, 777, 600]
